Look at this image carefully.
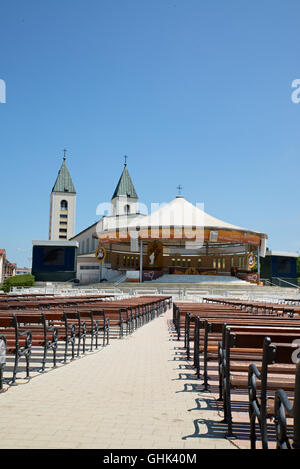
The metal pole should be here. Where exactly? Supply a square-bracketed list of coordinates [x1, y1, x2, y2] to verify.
[100, 262, 103, 282]
[257, 247, 260, 275]
[139, 240, 143, 283]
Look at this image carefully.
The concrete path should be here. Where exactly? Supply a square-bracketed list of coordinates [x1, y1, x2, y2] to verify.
[0, 308, 235, 449]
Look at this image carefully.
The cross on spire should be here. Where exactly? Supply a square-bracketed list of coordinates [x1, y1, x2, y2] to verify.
[124, 155, 128, 167]
[177, 184, 183, 195]
[63, 149, 67, 161]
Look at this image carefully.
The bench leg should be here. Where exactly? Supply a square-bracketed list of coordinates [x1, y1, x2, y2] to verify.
[53, 343, 57, 368]
[90, 330, 94, 352]
[40, 346, 48, 373]
[0, 367, 4, 392]
[103, 326, 106, 347]
[217, 345, 223, 401]
[223, 379, 236, 440]
[71, 338, 75, 360]
[10, 352, 19, 385]
[249, 408, 257, 449]
[77, 334, 81, 358]
[82, 331, 86, 355]
[25, 350, 31, 380]
[64, 339, 68, 363]
[95, 323, 99, 349]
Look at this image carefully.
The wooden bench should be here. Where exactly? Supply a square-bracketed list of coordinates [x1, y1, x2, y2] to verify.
[273, 361, 300, 449]
[192, 316, 300, 390]
[0, 314, 32, 385]
[220, 327, 299, 443]
[248, 338, 300, 449]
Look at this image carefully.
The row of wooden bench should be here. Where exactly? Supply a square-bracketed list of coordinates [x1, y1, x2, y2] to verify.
[0, 294, 172, 388]
[203, 296, 300, 317]
[174, 300, 300, 449]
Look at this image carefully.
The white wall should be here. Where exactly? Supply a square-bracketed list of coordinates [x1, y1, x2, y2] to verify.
[49, 192, 76, 240]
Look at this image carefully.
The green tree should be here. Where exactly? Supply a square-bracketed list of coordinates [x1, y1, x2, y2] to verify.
[0, 274, 35, 293]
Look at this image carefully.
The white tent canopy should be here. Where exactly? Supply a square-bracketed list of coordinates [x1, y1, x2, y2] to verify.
[126, 196, 266, 237]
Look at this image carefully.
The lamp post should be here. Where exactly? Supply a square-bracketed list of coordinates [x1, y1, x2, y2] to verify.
[139, 240, 143, 283]
[136, 227, 143, 283]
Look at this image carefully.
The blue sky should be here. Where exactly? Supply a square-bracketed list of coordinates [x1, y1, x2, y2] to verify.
[1, 0, 300, 267]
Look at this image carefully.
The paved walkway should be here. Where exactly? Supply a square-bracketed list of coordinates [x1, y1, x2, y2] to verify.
[0, 308, 235, 449]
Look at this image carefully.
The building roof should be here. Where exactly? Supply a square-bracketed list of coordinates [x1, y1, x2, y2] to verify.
[32, 240, 79, 247]
[112, 165, 138, 199]
[70, 222, 98, 240]
[97, 196, 268, 248]
[129, 196, 267, 236]
[266, 250, 299, 258]
[52, 158, 76, 194]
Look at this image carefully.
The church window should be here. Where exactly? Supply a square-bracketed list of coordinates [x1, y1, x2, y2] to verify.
[124, 204, 130, 215]
[61, 200, 68, 211]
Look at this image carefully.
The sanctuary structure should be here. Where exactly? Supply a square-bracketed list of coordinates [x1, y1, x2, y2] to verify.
[66, 160, 267, 284]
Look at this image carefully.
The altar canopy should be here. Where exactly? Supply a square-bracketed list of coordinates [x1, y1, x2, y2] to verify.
[97, 196, 267, 253]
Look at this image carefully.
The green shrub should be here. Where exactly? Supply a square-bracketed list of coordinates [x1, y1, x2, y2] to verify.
[1, 274, 35, 293]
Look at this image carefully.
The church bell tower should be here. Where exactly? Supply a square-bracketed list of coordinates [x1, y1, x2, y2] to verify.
[49, 153, 76, 241]
[111, 158, 139, 216]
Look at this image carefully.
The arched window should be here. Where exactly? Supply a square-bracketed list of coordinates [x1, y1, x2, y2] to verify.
[124, 204, 130, 215]
[61, 200, 68, 211]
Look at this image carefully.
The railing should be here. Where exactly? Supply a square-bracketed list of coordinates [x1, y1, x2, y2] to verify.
[272, 277, 299, 289]
[114, 274, 127, 287]
[260, 278, 277, 287]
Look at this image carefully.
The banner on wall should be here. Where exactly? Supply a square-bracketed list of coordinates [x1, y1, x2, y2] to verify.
[247, 252, 256, 269]
[146, 241, 163, 268]
[95, 246, 106, 263]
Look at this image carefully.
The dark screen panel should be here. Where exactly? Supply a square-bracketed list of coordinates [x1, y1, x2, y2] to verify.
[277, 257, 292, 275]
[43, 247, 65, 266]
[32, 246, 76, 272]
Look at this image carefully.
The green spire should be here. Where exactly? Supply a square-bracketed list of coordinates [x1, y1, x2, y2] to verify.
[112, 164, 138, 199]
[52, 157, 76, 193]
